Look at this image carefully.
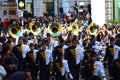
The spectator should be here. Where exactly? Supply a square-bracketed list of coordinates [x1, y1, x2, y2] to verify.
[0, 65, 6, 80]
[6, 70, 31, 80]
[0, 18, 3, 33]
[2, 56, 17, 79]
[2, 18, 10, 33]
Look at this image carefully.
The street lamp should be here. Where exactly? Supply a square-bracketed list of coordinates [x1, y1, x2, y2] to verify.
[19, 1, 25, 8]
[18, 0, 25, 17]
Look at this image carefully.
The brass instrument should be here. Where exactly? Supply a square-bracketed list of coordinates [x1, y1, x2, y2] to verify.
[28, 21, 41, 36]
[71, 22, 79, 36]
[88, 23, 99, 36]
[48, 22, 62, 37]
[8, 23, 22, 38]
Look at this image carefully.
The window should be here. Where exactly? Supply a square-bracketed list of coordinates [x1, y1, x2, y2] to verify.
[3, 10, 7, 15]
[9, 10, 16, 15]
[8, 0, 15, 2]
[3, 0, 8, 3]
[4, 0, 15, 3]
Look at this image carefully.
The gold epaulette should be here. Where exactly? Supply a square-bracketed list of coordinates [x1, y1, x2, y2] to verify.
[103, 61, 107, 64]
[80, 66, 85, 68]
[109, 76, 114, 79]
[29, 54, 35, 61]
[58, 48, 62, 53]
[70, 49, 77, 60]
[67, 43, 72, 46]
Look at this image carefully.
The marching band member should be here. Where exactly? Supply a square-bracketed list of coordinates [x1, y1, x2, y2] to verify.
[52, 38, 68, 61]
[46, 33, 56, 51]
[64, 39, 84, 80]
[65, 33, 72, 47]
[23, 34, 29, 45]
[12, 38, 30, 70]
[93, 53, 106, 80]
[82, 51, 106, 80]
[81, 46, 95, 80]
[115, 34, 120, 47]
[104, 37, 120, 80]
[36, 40, 53, 80]
[6, 36, 15, 53]
[62, 25, 69, 37]
[92, 39, 106, 61]
[78, 31, 83, 47]
[27, 32, 35, 45]
[111, 56, 120, 80]
[52, 48, 73, 80]
[42, 25, 48, 38]
[35, 39, 42, 50]
[24, 43, 39, 80]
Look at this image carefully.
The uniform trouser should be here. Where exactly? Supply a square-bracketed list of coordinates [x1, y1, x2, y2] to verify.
[30, 68, 38, 80]
[108, 62, 114, 80]
[70, 64, 80, 80]
[81, 62, 93, 80]
[39, 64, 50, 80]
[17, 61, 24, 71]
[56, 75, 66, 80]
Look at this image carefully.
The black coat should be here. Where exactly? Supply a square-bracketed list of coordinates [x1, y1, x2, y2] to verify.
[36, 50, 50, 80]
[24, 51, 39, 80]
[52, 45, 63, 61]
[64, 46, 80, 80]
[111, 58, 120, 80]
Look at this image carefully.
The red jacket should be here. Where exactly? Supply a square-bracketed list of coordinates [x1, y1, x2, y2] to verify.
[3, 21, 10, 29]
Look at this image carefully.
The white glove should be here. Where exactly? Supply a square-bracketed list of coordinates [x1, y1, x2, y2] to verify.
[102, 77, 107, 80]
[68, 73, 73, 79]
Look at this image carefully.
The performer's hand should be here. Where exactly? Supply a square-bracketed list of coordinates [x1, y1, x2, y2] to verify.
[102, 77, 107, 80]
[102, 78, 107, 80]
[68, 73, 73, 79]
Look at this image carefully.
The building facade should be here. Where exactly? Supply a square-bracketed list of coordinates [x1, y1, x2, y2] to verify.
[0, 0, 116, 22]
[105, 0, 114, 21]
[0, 0, 17, 20]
